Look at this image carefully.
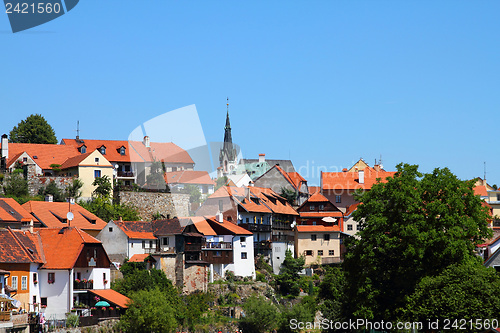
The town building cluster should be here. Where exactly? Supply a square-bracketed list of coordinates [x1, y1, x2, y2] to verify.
[0, 110, 499, 331]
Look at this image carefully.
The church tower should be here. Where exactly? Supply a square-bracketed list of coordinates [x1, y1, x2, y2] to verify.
[218, 99, 238, 177]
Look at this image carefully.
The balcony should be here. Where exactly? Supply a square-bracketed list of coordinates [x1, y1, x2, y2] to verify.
[0, 311, 10, 322]
[203, 242, 232, 250]
[321, 257, 343, 264]
[144, 247, 175, 254]
[271, 235, 294, 242]
[239, 223, 272, 232]
[185, 243, 202, 252]
[254, 241, 272, 251]
[117, 171, 135, 178]
[272, 221, 293, 230]
[74, 280, 94, 290]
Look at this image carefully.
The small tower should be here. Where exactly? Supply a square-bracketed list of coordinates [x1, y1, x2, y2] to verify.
[219, 99, 238, 177]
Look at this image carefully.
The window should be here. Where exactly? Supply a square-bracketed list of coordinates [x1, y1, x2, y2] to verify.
[120, 147, 126, 155]
[318, 250, 323, 256]
[108, 227, 113, 232]
[319, 204, 324, 211]
[48, 273, 55, 284]
[94, 170, 101, 178]
[311, 234, 317, 241]
[23, 157, 28, 162]
[309, 205, 315, 211]
[11, 276, 18, 289]
[33, 273, 37, 283]
[21, 276, 27, 290]
[356, 224, 362, 231]
[149, 240, 153, 248]
[324, 234, 330, 241]
[329, 250, 335, 256]
[275, 247, 281, 253]
[41, 297, 47, 307]
[347, 225, 353, 231]
[94, 157, 99, 163]
[335, 195, 341, 203]
[33, 296, 37, 305]
[163, 237, 169, 246]
[100, 147, 106, 155]
[131, 242, 134, 248]
[142, 240, 145, 249]
[214, 251, 221, 257]
[80, 146, 87, 154]
[246, 217, 249, 223]
[240, 237, 246, 243]
[241, 252, 248, 259]
[305, 250, 313, 256]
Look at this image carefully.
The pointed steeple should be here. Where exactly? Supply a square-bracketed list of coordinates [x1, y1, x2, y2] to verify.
[224, 98, 232, 144]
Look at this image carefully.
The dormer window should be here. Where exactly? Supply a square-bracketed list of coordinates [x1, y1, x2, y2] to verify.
[119, 147, 126, 155]
[99, 146, 106, 155]
[80, 145, 87, 154]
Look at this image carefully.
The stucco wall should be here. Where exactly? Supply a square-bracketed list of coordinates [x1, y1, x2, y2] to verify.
[232, 235, 255, 278]
[117, 192, 189, 221]
[96, 221, 128, 264]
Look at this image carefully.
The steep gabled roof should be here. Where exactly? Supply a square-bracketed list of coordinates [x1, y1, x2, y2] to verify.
[474, 185, 489, 197]
[128, 141, 194, 164]
[193, 216, 252, 236]
[164, 170, 215, 185]
[0, 228, 44, 264]
[61, 139, 144, 163]
[22, 201, 106, 231]
[152, 218, 186, 236]
[114, 221, 156, 240]
[59, 152, 94, 169]
[0, 198, 38, 223]
[306, 191, 330, 203]
[36, 227, 101, 269]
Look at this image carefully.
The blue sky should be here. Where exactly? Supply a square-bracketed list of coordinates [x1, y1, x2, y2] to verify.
[2, 1, 500, 186]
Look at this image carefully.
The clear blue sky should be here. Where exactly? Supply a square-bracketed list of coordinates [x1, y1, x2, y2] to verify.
[2, 1, 500, 186]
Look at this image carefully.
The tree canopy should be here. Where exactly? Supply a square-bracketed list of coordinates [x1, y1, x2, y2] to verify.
[275, 249, 305, 296]
[9, 114, 57, 144]
[342, 163, 493, 322]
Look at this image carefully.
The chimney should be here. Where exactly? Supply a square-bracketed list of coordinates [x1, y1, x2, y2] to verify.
[245, 187, 250, 201]
[45, 194, 53, 202]
[259, 153, 265, 163]
[21, 219, 33, 233]
[216, 211, 223, 223]
[143, 136, 150, 148]
[1, 134, 8, 160]
[359, 170, 365, 184]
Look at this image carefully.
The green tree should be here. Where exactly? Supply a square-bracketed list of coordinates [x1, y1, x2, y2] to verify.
[147, 160, 167, 190]
[3, 172, 29, 198]
[119, 288, 177, 333]
[275, 249, 305, 296]
[9, 114, 57, 144]
[65, 178, 83, 199]
[343, 164, 492, 322]
[280, 187, 296, 206]
[239, 295, 280, 333]
[215, 176, 227, 191]
[92, 175, 112, 199]
[38, 180, 64, 202]
[80, 197, 139, 223]
[278, 296, 317, 333]
[318, 266, 345, 326]
[404, 258, 500, 328]
[185, 184, 202, 204]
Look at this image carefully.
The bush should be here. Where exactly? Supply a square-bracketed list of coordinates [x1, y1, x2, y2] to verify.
[66, 313, 79, 328]
[256, 271, 266, 282]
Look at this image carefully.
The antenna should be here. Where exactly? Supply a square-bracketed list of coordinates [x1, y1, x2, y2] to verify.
[484, 161, 486, 181]
[75, 120, 80, 140]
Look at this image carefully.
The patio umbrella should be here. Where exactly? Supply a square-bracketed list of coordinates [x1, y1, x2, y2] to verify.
[0, 294, 21, 308]
[95, 301, 110, 307]
[322, 217, 337, 223]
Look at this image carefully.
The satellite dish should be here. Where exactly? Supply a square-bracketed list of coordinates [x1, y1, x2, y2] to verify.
[67, 212, 74, 221]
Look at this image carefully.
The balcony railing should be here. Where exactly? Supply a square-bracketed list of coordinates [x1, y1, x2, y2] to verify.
[185, 243, 202, 252]
[203, 242, 232, 250]
[74, 280, 94, 290]
[239, 223, 272, 232]
[254, 241, 272, 250]
[271, 235, 295, 242]
[117, 171, 135, 178]
[144, 247, 176, 254]
[272, 221, 293, 230]
[0, 311, 10, 322]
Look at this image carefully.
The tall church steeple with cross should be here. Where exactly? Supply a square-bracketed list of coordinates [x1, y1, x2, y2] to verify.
[218, 98, 238, 177]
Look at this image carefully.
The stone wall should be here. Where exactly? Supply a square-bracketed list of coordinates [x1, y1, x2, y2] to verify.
[116, 191, 190, 221]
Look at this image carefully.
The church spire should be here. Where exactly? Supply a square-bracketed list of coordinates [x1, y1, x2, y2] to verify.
[224, 97, 232, 144]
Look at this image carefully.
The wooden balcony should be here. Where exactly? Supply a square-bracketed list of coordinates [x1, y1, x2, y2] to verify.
[0, 311, 10, 322]
[117, 171, 135, 178]
[145, 247, 175, 254]
[184, 243, 202, 252]
[271, 235, 294, 242]
[239, 223, 271, 232]
[203, 242, 232, 250]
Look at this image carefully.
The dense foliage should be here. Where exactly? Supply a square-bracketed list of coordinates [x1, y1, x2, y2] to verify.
[239, 295, 280, 333]
[342, 163, 494, 322]
[9, 114, 57, 144]
[275, 249, 305, 296]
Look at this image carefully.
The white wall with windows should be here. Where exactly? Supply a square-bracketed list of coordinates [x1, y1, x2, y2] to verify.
[39, 270, 72, 320]
[231, 235, 255, 278]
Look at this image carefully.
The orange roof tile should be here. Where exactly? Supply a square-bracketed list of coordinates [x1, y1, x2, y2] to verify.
[287, 172, 306, 189]
[296, 225, 341, 232]
[164, 170, 215, 185]
[128, 141, 194, 164]
[61, 139, 144, 163]
[36, 227, 101, 269]
[474, 185, 488, 197]
[203, 216, 253, 235]
[191, 218, 216, 235]
[128, 254, 155, 263]
[89, 289, 130, 308]
[322, 168, 396, 191]
[0, 228, 44, 264]
[22, 201, 106, 231]
[60, 152, 94, 169]
[344, 203, 360, 217]
[308, 186, 320, 195]
[4, 143, 79, 170]
[115, 221, 156, 240]
[0, 198, 38, 223]
[307, 192, 330, 203]
[299, 212, 343, 218]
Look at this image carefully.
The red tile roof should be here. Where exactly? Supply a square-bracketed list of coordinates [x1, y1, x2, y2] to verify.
[299, 212, 343, 218]
[189, 217, 216, 235]
[296, 225, 341, 232]
[306, 192, 330, 203]
[308, 186, 320, 195]
[287, 172, 306, 189]
[0, 198, 38, 223]
[61, 139, 144, 163]
[474, 185, 488, 197]
[59, 152, 94, 169]
[128, 254, 155, 263]
[322, 168, 396, 191]
[164, 171, 215, 185]
[89, 289, 130, 308]
[0, 228, 44, 264]
[202, 216, 253, 235]
[115, 221, 156, 240]
[22, 201, 106, 231]
[4, 143, 78, 170]
[36, 227, 101, 269]
[344, 203, 360, 217]
[128, 141, 194, 164]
